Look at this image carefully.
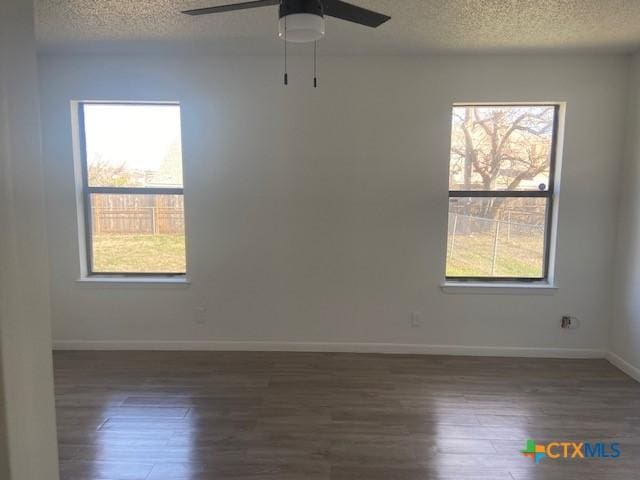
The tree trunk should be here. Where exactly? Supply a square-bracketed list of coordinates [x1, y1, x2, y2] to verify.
[463, 108, 473, 189]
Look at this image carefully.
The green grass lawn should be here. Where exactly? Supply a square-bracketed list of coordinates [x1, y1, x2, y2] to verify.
[446, 232, 544, 278]
[92, 232, 541, 278]
[92, 234, 186, 273]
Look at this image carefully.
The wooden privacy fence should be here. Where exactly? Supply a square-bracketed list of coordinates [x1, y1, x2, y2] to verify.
[91, 194, 184, 235]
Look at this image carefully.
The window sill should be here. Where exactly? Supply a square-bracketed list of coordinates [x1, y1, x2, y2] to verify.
[440, 281, 557, 295]
[76, 276, 191, 287]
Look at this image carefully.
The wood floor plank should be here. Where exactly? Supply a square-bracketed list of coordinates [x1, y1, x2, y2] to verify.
[54, 352, 640, 480]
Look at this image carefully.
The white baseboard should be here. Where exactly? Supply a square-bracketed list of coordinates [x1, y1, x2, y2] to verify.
[52, 340, 605, 358]
[606, 351, 640, 382]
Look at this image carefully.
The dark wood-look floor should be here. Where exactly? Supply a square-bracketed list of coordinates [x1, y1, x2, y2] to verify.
[54, 351, 640, 480]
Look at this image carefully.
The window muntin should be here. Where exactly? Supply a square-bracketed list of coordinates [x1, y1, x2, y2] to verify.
[446, 105, 558, 281]
[79, 103, 186, 276]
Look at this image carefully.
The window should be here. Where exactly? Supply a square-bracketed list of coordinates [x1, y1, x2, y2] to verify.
[78, 102, 186, 276]
[446, 104, 559, 281]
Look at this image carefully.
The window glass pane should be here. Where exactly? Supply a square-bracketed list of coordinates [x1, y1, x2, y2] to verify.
[83, 104, 183, 188]
[449, 106, 555, 191]
[90, 194, 186, 273]
[446, 197, 548, 278]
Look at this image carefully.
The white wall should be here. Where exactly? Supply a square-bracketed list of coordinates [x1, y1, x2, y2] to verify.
[0, 0, 59, 478]
[611, 53, 640, 377]
[39, 53, 628, 356]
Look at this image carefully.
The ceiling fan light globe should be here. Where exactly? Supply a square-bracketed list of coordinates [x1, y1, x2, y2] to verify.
[278, 13, 325, 43]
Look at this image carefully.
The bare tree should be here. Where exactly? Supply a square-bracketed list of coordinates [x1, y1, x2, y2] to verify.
[450, 106, 553, 218]
[88, 154, 135, 187]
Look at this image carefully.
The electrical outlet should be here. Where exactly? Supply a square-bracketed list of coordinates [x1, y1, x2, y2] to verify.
[561, 316, 580, 330]
[410, 312, 422, 328]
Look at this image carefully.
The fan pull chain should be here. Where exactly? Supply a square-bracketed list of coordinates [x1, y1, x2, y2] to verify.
[284, 16, 288, 86]
[313, 40, 318, 88]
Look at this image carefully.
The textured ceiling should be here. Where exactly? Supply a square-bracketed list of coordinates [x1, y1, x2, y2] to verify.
[36, 0, 640, 55]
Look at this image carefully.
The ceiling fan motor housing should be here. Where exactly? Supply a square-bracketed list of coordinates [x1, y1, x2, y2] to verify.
[279, 0, 325, 43]
[279, 0, 324, 18]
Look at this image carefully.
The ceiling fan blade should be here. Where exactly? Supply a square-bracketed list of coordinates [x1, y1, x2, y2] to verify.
[322, 0, 390, 27]
[182, 0, 280, 16]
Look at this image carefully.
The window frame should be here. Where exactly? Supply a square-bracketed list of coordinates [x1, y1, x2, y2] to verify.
[445, 103, 560, 283]
[77, 101, 187, 277]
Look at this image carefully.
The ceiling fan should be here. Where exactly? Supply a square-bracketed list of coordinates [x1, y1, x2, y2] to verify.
[182, 0, 391, 86]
